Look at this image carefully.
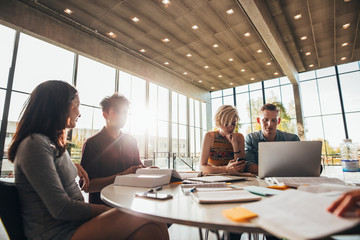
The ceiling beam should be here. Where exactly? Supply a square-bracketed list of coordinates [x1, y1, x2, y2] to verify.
[237, 0, 299, 85]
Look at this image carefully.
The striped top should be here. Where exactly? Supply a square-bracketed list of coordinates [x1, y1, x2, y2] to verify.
[208, 131, 234, 166]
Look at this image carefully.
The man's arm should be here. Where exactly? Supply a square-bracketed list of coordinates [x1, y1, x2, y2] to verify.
[245, 134, 259, 174]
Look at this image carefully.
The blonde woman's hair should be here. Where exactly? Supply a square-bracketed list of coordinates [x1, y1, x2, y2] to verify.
[214, 105, 239, 128]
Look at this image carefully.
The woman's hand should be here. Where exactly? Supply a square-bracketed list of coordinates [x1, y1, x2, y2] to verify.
[74, 163, 89, 191]
[327, 190, 360, 217]
[226, 159, 246, 174]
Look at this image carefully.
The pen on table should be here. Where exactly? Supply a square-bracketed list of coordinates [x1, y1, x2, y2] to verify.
[148, 186, 162, 193]
[189, 186, 197, 193]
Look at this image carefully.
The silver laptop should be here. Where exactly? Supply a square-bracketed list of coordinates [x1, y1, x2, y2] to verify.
[258, 141, 322, 178]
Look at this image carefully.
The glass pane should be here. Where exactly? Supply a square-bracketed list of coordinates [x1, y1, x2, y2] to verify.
[189, 126, 195, 154]
[322, 115, 345, 155]
[119, 71, 132, 99]
[249, 82, 262, 91]
[202, 102, 207, 131]
[280, 84, 296, 118]
[172, 123, 178, 154]
[130, 76, 146, 119]
[77, 55, 115, 106]
[189, 98, 194, 127]
[158, 121, 169, 152]
[195, 128, 201, 157]
[238, 123, 252, 135]
[300, 80, 321, 117]
[340, 71, 360, 112]
[179, 94, 187, 125]
[158, 86, 169, 121]
[179, 124, 187, 154]
[280, 76, 290, 85]
[264, 78, 279, 88]
[223, 95, 234, 106]
[265, 87, 281, 104]
[222, 88, 233, 96]
[172, 92, 178, 123]
[236, 93, 251, 123]
[337, 61, 359, 74]
[346, 112, 360, 144]
[304, 117, 324, 141]
[316, 66, 335, 78]
[148, 120, 157, 157]
[0, 24, 15, 88]
[194, 100, 200, 127]
[317, 76, 342, 115]
[211, 90, 222, 98]
[299, 71, 316, 81]
[236, 85, 248, 93]
[211, 98, 222, 128]
[0, 90, 5, 122]
[13, 33, 73, 93]
[249, 90, 263, 123]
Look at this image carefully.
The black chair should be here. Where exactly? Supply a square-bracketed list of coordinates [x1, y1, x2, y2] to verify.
[0, 180, 26, 240]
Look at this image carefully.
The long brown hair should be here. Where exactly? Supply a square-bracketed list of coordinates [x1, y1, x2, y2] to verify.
[8, 80, 78, 162]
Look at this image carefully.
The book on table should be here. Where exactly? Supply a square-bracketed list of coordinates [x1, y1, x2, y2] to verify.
[190, 190, 261, 204]
[114, 168, 182, 188]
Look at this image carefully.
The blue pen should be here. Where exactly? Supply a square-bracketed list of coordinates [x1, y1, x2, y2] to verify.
[189, 186, 197, 193]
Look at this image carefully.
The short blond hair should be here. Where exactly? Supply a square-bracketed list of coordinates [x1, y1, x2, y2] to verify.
[214, 105, 239, 128]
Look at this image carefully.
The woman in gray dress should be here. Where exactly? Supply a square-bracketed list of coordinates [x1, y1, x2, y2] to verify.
[8, 80, 169, 240]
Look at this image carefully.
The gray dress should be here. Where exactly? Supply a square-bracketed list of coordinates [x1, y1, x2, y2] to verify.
[14, 134, 92, 240]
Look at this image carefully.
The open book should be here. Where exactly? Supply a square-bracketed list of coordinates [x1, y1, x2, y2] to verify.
[114, 168, 182, 188]
[244, 190, 360, 240]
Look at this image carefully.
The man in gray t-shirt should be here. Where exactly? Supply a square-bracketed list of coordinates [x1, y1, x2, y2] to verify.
[245, 104, 300, 174]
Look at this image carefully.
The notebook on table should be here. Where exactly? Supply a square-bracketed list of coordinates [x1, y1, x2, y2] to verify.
[187, 175, 247, 182]
[258, 141, 322, 178]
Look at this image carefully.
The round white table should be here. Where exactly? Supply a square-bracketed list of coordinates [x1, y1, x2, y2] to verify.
[101, 178, 270, 235]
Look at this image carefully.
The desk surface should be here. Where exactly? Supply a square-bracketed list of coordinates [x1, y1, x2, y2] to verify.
[101, 177, 270, 234]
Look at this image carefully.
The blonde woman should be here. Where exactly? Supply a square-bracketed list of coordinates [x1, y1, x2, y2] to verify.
[200, 105, 246, 175]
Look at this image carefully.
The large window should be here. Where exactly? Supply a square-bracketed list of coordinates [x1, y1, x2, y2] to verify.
[210, 62, 360, 165]
[0, 23, 209, 176]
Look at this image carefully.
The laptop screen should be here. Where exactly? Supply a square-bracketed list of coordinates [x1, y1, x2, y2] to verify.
[258, 141, 322, 178]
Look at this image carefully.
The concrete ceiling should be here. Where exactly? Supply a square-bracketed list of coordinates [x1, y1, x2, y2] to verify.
[20, 0, 360, 91]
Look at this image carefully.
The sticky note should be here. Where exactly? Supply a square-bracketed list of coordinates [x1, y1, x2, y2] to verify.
[222, 207, 258, 222]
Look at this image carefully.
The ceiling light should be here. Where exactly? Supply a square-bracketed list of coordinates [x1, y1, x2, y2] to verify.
[107, 32, 117, 38]
[131, 17, 140, 23]
[162, 38, 170, 43]
[344, 0, 351, 2]
[341, 57, 347, 61]
[305, 52, 311, 56]
[309, 64, 314, 67]
[341, 42, 349, 47]
[229, 58, 234, 62]
[183, 72, 188, 75]
[244, 32, 251, 37]
[294, 14, 302, 20]
[274, 72, 279, 75]
[218, 75, 222, 78]
[164, 62, 169, 65]
[140, 49, 146, 53]
[226, 9, 234, 15]
[241, 69, 245, 72]
[230, 83, 233, 85]
[250, 77, 255, 81]
[266, 62, 271, 66]
[212, 44, 219, 48]
[257, 49, 263, 53]
[300, 36, 307, 40]
[162, 0, 170, 5]
[198, 80, 202, 83]
[64, 8, 73, 14]
[186, 53, 192, 57]
[211, 87, 215, 89]
[192, 25, 199, 30]
[204, 65, 209, 69]
[343, 23, 351, 29]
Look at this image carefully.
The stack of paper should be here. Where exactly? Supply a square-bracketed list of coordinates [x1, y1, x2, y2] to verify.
[244, 190, 360, 240]
[191, 190, 261, 204]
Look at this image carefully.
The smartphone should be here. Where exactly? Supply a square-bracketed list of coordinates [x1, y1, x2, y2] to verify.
[135, 192, 173, 200]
